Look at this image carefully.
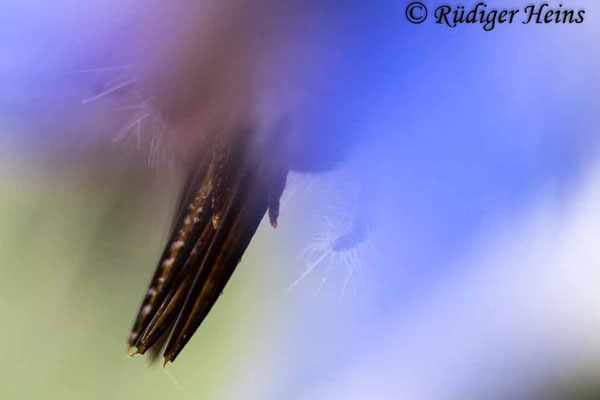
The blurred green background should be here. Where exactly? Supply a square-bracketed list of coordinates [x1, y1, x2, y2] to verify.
[0, 147, 298, 399]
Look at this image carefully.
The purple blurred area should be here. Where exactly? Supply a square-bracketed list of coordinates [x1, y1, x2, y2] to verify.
[2, 1, 600, 400]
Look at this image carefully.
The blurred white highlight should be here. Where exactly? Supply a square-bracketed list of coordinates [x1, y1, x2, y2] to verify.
[299, 159, 600, 399]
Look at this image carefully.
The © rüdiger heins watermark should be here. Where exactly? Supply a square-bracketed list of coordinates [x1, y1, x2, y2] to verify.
[433, 2, 585, 31]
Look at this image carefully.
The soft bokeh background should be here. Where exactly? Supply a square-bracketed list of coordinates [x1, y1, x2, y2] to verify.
[2, 1, 600, 399]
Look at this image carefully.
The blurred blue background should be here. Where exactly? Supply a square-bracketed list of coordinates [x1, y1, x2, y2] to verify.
[1, 1, 600, 399]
